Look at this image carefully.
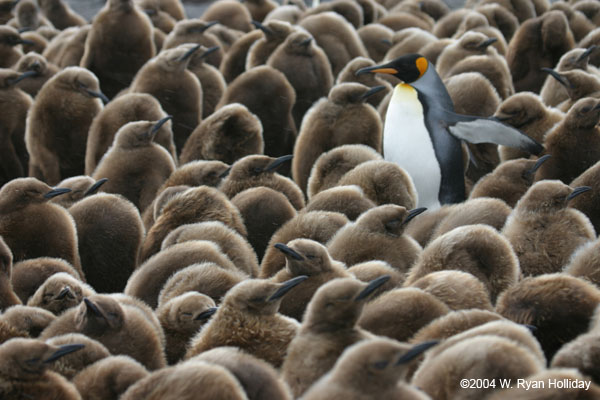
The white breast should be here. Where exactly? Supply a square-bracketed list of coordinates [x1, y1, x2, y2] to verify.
[384, 84, 441, 209]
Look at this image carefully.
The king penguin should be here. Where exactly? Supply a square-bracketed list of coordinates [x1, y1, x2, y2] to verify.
[356, 54, 543, 209]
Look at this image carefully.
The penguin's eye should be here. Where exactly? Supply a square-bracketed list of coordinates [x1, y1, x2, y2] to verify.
[181, 312, 192, 316]
[253, 167, 263, 174]
[250, 297, 266, 303]
[580, 106, 592, 113]
[305, 254, 315, 259]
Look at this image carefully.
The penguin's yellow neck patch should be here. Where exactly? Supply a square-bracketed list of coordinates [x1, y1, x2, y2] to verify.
[391, 83, 422, 113]
[416, 57, 428, 78]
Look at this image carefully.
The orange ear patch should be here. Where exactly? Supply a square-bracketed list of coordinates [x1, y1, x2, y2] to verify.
[416, 57, 428, 77]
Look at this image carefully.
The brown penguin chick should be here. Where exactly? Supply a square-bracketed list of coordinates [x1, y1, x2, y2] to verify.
[0, 305, 55, 337]
[218, 66, 297, 159]
[540, 47, 599, 108]
[49, 176, 107, 209]
[25, 67, 106, 184]
[37, 0, 84, 29]
[85, 93, 176, 175]
[405, 224, 519, 303]
[163, 19, 222, 67]
[564, 237, 600, 287]
[162, 221, 259, 277]
[474, 3, 518, 42]
[407, 270, 493, 311]
[292, 83, 383, 193]
[80, 0, 155, 99]
[327, 205, 423, 273]
[298, 12, 367, 77]
[496, 273, 600, 361]
[45, 333, 110, 380]
[489, 368, 600, 399]
[0, 237, 19, 312]
[384, 27, 438, 62]
[429, 197, 511, 240]
[156, 292, 216, 364]
[426, 320, 546, 366]
[0, 0, 16, 24]
[282, 277, 388, 397]
[242, 0, 277, 22]
[337, 160, 417, 209]
[412, 335, 544, 400]
[9, 0, 51, 31]
[306, 144, 382, 199]
[347, 261, 404, 296]
[185, 277, 307, 367]
[305, 185, 376, 221]
[410, 309, 504, 344]
[357, 287, 449, 342]
[475, 0, 537, 24]
[53, 25, 90, 68]
[219, 154, 305, 210]
[301, 338, 437, 400]
[142, 185, 188, 230]
[219, 28, 262, 84]
[436, 31, 501, 79]
[0, 68, 33, 186]
[445, 72, 501, 123]
[575, 0, 600, 26]
[73, 355, 149, 400]
[19, 32, 54, 57]
[11, 257, 80, 304]
[68, 193, 144, 293]
[378, 11, 433, 33]
[542, 69, 600, 113]
[0, 178, 83, 276]
[551, 332, 600, 385]
[0, 338, 84, 399]
[271, 239, 350, 321]
[336, 57, 393, 109]
[469, 156, 551, 207]
[496, 93, 564, 162]
[419, 38, 453, 66]
[160, 159, 229, 190]
[550, 2, 594, 43]
[126, 241, 239, 308]
[186, 45, 225, 118]
[263, 4, 303, 25]
[507, 10, 575, 93]
[0, 318, 28, 344]
[120, 360, 248, 400]
[570, 160, 600, 233]
[403, 205, 455, 248]
[502, 181, 595, 276]
[357, 23, 394, 62]
[446, 55, 513, 102]
[580, 28, 600, 67]
[91, 118, 176, 212]
[231, 187, 297, 261]
[129, 44, 203, 154]
[13, 51, 58, 98]
[432, 8, 476, 38]
[191, 346, 292, 400]
[180, 103, 264, 166]
[136, 0, 176, 34]
[260, 211, 348, 278]
[201, 0, 252, 32]
[246, 20, 294, 69]
[40, 294, 167, 370]
[140, 185, 247, 262]
[27, 273, 95, 316]
[157, 262, 246, 307]
[301, 0, 363, 29]
[0, 26, 28, 68]
[267, 29, 333, 129]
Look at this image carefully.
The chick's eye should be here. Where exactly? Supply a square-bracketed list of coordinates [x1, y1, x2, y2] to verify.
[581, 106, 592, 113]
[306, 254, 316, 259]
[373, 360, 389, 370]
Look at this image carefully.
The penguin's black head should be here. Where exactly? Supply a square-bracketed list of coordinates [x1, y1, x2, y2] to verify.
[355, 54, 429, 83]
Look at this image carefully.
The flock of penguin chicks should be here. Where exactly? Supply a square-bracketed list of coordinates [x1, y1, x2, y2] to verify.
[1, 0, 600, 398]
